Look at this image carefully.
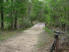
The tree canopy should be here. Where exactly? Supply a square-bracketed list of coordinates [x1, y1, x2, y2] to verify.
[0, 0, 69, 31]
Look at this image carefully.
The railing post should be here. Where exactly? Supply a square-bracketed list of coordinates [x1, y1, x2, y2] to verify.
[55, 34, 59, 52]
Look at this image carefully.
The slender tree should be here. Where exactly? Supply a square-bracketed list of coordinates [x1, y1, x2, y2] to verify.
[14, 11, 17, 29]
[0, 0, 4, 30]
[10, 0, 14, 29]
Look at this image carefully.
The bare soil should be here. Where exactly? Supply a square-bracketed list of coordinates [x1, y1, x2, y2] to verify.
[0, 23, 53, 52]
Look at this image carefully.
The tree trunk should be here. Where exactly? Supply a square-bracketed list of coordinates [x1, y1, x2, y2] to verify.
[10, 0, 14, 30]
[14, 11, 17, 29]
[1, 2, 4, 30]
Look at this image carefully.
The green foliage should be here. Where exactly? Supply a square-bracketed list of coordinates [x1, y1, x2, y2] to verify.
[0, 0, 69, 31]
[43, 0, 69, 31]
[45, 27, 52, 34]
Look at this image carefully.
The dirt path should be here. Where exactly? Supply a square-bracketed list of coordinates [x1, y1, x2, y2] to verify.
[0, 23, 53, 52]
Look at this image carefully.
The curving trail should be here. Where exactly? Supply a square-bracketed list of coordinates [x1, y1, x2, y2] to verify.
[0, 23, 53, 52]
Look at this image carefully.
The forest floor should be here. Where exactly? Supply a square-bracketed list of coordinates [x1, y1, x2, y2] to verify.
[0, 23, 53, 52]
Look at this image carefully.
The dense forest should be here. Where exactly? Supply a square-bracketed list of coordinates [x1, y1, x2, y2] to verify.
[0, 0, 69, 32]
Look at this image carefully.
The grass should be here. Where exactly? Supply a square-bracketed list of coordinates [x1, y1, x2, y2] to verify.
[37, 30, 54, 48]
[0, 24, 34, 42]
[0, 30, 23, 42]
[0, 31, 15, 41]
[37, 41, 47, 48]
[36, 27, 54, 48]
[45, 27, 54, 37]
